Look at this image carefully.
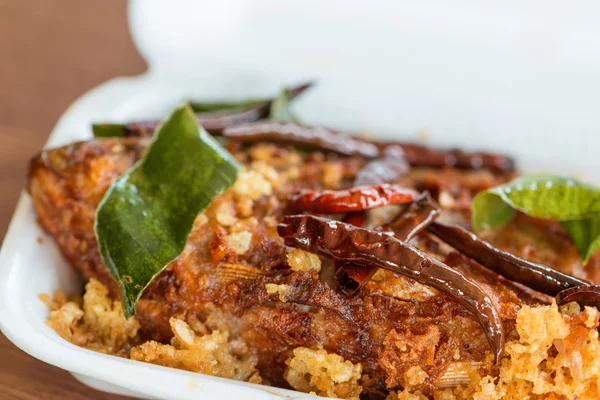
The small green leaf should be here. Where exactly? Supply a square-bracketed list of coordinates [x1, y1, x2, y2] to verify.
[189, 98, 264, 114]
[94, 104, 241, 317]
[562, 216, 600, 264]
[490, 175, 600, 220]
[93, 124, 127, 138]
[269, 88, 299, 122]
[471, 191, 515, 231]
[472, 174, 600, 263]
[93, 83, 313, 138]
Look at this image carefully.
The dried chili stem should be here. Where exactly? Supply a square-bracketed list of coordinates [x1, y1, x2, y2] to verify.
[95, 82, 313, 138]
[556, 284, 600, 308]
[427, 220, 589, 296]
[373, 141, 516, 173]
[336, 146, 411, 292]
[337, 192, 440, 295]
[354, 145, 409, 186]
[224, 121, 379, 158]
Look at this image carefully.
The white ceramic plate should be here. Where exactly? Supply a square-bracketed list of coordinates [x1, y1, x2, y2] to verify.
[1, 1, 599, 399]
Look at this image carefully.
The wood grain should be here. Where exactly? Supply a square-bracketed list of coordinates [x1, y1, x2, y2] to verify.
[0, 0, 146, 398]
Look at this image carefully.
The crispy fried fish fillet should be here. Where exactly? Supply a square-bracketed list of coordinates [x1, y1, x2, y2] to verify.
[27, 138, 593, 397]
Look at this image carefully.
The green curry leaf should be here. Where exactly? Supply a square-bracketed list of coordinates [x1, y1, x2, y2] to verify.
[472, 175, 600, 263]
[561, 216, 600, 264]
[269, 88, 299, 122]
[471, 191, 515, 231]
[92, 123, 128, 138]
[94, 104, 241, 317]
[93, 83, 312, 138]
[189, 98, 264, 114]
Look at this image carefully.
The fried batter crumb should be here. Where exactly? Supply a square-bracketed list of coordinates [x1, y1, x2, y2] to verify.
[265, 283, 291, 302]
[250, 160, 281, 189]
[380, 325, 441, 390]
[284, 347, 363, 399]
[286, 248, 322, 272]
[43, 279, 140, 357]
[386, 389, 429, 400]
[322, 161, 344, 188]
[394, 302, 600, 400]
[42, 281, 261, 384]
[233, 170, 272, 200]
[130, 318, 261, 383]
[405, 366, 429, 386]
[469, 302, 600, 400]
[41, 246, 600, 399]
[215, 201, 238, 227]
[369, 269, 438, 301]
[224, 231, 252, 255]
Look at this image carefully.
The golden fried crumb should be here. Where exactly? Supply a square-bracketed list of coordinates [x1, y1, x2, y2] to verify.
[233, 170, 272, 200]
[265, 283, 291, 302]
[43, 281, 261, 384]
[438, 191, 456, 209]
[369, 269, 438, 301]
[386, 389, 429, 400]
[130, 318, 261, 383]
[283, 166, 301, 180]
[322, 162, 344, 188]
[47, 301, 84, 341]
[470, 302, 600, 400]
[397, 302, 600, 400]
[284, 347, 362, 399]
[248, 143, 277, 162]
[42, 256, 600, 399]
[406, 366, 429, 386]
[230, 217, 257, 233]
[286, 248, 322, 272]
[380, 325, 441, 389]
[235, 196, 254, 218]
[224, 231, 252, 255]
[39, 289, 69, 310]
[44, 279, 139, 357]
[251, 160, 281, 189]
[215, 201, 238, 227]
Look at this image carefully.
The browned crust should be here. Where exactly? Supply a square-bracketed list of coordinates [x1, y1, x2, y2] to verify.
[27, 139, 593, 397]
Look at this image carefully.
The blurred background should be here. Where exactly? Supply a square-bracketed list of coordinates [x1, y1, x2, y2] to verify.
[0, 1, 143, 398]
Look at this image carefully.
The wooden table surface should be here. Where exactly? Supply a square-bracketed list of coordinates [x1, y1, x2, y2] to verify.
[0, 1, 146, 398]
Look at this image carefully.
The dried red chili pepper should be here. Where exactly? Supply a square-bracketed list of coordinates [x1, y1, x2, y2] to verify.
[340, 210, 367, 228]
[354, 145, 409, 186]
[556, 284, 600, 308]
[223, 122, 380, 158]
[224, 119, 514, 172]
[336, 193, 440, 295]
[384, 192, 440, 240]
[277, 214, 505, 361]
[336, 263, 374, 295]
[335, 146, 411, 292]
[101, 82, 313, 137]
[335, 211, 368, 295]
[427, 220, 589, 296]
[373, 141, 516, 173]
[288, 184, 419, 214]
